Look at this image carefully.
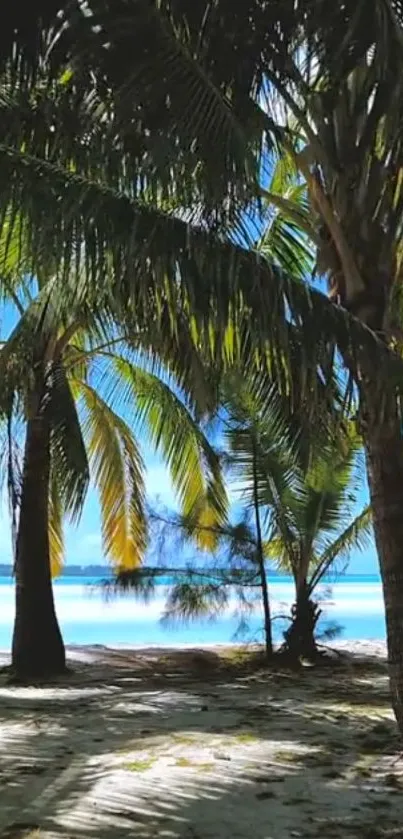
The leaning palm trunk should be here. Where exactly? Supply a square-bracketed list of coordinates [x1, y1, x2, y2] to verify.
[358, 374, 403, 731]
[11, 379, 66, 680]
[340, 320, 403, 734]
[267, 27, 403, 729]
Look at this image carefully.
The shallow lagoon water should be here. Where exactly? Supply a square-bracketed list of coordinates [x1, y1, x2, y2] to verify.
[0, 574, 386, 648]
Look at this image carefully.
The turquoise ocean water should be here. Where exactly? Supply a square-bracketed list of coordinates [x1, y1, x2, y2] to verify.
[0, 574, 386, 649]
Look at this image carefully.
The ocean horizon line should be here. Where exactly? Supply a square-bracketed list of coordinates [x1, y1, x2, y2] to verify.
[0, 568, 382, 582]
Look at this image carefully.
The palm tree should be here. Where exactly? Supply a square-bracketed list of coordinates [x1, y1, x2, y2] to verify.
[219, 372, 370, 659]
[2, 273, 227, 681]
[265, 437, 372, 659]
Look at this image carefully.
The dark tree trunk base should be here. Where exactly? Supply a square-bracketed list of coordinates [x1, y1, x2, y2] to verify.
[12, 597, 67, 683]
[11, 397, 67, 686]
[12, 565, 67, 683]
[283, 598, 321, 661]
[7, 665, 70, 686]
[12, 643, 67, 683]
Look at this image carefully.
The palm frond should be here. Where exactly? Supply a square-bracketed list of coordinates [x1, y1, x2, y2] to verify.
[78, 379, 147, 570]
[264, 534, 298, 575]
[1, 139, 402, 407]
[103, 355, 228, 533]
[259, 154, 316, 280]
[223, 376, 297, 517]
[293, 427, 362, 546]
[48, 467, 64, 578]
[309, 505, 373, 590]
[47, 362, 90, 523]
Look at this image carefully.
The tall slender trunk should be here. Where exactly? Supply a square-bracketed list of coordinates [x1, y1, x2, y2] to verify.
[252, 445, 273, 658]
[360, 380, 403, 734]
[11, 379, 66, 681]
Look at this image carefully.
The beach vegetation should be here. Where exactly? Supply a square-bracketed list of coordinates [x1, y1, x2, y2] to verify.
[124, 758, 156, 773]
[234, 732, 259, 745]
[109, 411, 370, 663]
[265, 430, 372, 660]
[3, 0, 403, 733]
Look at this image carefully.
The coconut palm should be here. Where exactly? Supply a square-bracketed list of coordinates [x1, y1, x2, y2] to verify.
[251, 9, 403, 703]
[1, 271, 227, 680]
[265, 437, 372, 659]
[104, 172, 330, 659]
[219, 374, 371, 657]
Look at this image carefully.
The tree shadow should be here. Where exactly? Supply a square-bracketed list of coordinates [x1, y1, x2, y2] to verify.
[0, 647, 402, 839]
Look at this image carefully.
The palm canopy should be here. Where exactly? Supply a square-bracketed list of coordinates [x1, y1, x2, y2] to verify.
[0, 272, 228, 575]
[0, 1, 403, 411]
[218, 362, 371, 593]
[264, 432, 373, 595]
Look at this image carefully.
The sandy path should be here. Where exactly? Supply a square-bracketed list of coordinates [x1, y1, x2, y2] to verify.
[0, 644, 402, 839]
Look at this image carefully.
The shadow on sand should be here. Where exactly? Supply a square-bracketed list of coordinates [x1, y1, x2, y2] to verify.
[0, 647, 402, 839]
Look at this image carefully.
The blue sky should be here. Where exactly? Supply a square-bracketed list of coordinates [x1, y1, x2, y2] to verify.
[0, 299, 379, 575]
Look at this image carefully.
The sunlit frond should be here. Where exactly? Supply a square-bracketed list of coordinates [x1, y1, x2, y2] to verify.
[259, 154, 316, 281]
[48, 363, 90, 523]
[224, 379, 297, 518]
[78, 379, 147, 570]
[0, 134, 402, 407]
[48, 469, 64, 578]
[309, 505, 373, 590]
[103, 356, 228, 532]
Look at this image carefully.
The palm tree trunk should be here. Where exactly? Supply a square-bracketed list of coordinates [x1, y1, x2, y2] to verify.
[11, 381, 66, 681]
[285, 576, 320, 660]
[258, 543, 273, 659]
[288, 579, 320, 659]
[361, 384, 403, 734]
[252, 445, 273, 658]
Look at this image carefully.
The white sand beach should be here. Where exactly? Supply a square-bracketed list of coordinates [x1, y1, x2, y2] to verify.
[0, 642, 402, 839]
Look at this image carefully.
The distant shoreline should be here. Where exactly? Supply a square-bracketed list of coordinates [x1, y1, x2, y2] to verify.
[0, 566, 382, 581]
[0, 565, 111, 578]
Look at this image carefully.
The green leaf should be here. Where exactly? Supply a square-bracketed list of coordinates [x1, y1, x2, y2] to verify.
[78, 379, 147, 570]
[47, 363, 90, 523]
[309, 505, 373, 590]
[104, 355, 228, 532]
[48, 467, 64, 578]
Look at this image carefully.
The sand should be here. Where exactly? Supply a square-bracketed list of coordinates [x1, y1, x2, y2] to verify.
[0, 641, 402, 839]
